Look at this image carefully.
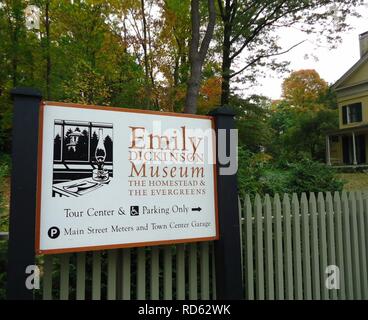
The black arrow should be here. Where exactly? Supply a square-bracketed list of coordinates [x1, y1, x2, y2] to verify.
[192, 207, 202, 212]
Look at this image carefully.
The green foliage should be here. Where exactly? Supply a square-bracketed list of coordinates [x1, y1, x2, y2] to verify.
[0, 91, 12, 153]
[237, 147, 343, 197]
[268, 100, 297, 133]
[232, 70, 338, 166]
[267, 70, 339, 163]
[259, 168, 293, 195]
[237, 147, 291, 196]
[217, 0, 361, 105]
[237, 147, 263, 195]
[269, 107, 339, 162]
[0, 154, 10, 180]
[0, 154, 10, 232]
[287, 158, 344, 194]
[235, 77, 341, 195]
[232, 95, 273, 152]
[0, 0, 148, 154]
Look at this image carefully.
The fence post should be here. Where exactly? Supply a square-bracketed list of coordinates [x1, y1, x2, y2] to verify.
[209, 107, 243, 299]
[7, 87, 42, 299]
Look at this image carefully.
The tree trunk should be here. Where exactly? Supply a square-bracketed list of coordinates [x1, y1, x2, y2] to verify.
[7, 3, 22, 88]
[45, 0, 51, 100]
[140, 0, 151, 108]
[218, 0, 234, 107]
[221, 21, 232, 106]
[173, 55, 180, 87]
[184, 0, 216, 114]
[185, 63, 202, 114]
[141, 0, 149, 81]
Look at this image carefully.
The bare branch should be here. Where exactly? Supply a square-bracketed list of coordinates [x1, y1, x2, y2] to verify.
[218, 0, 225, 20]
[199, 0, 216, 61]
[229, 0, 289, 60]
[230, 40, 306, 78]
[229, 0, 238, 24]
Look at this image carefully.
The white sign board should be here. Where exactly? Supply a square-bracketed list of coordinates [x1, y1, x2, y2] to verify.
[36, 102, 218, 254]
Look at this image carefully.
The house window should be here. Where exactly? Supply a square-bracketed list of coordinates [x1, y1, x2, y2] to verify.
[342, 102, 363, 124]
[331, 135, 339, 143]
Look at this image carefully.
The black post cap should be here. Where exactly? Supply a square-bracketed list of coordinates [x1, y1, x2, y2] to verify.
[208, 106, 236, 117]
[10, 87, 42, 99]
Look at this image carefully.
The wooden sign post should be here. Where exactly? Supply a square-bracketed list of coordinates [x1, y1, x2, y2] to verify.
[209, 107, 243, 300]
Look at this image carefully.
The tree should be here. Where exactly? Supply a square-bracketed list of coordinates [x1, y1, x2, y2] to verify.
[197, 76, 222, 114]
[0, 0, 356, 155]
[53, 133, 61, 160]
[104, 135, 113, 162]
[282, 109, 339, 161]
[90, 131, 98, 161]
[31, 0, 52, 99]
[110, 0, 193, 111]
[156, 0, 191, 111]
[232, 94, 273, 152]
[268, 70, 338, 161]
[282, 69, 329, 108]
[217, 0, 362, 106]
[2, 0, 26, 88]
[44, 0, 51, 99]
[124, 0, 159, 108]
[184, 0, 216, 114]
[51, 1, 146, 106]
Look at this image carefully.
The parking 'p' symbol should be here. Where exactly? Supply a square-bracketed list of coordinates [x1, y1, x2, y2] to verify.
[48, 226, 60, 239]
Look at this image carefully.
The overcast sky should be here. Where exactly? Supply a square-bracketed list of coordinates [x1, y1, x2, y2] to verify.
[243, 3, 368, 100]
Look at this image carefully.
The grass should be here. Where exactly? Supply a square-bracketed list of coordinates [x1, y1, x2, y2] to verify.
[337, 172, 368, 192]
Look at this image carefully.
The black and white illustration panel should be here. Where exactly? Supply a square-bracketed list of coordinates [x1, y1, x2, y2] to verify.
[52, 120, 113, 197]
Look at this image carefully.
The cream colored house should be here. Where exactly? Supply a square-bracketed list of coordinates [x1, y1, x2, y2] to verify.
[327, 31, 368, 166]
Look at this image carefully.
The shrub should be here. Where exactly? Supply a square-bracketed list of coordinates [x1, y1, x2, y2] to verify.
[287, 158, 344, 194]
[237, 147, 291, 197]
[259, 168, 292, 195]
[237, 148, 343, 196]
[237, 147, 264, 196]
[0, 154, 10, 232]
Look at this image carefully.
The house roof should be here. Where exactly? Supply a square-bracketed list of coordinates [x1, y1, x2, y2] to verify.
[332, 52, 368, 91]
